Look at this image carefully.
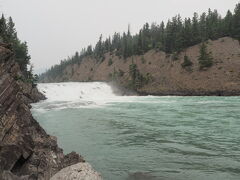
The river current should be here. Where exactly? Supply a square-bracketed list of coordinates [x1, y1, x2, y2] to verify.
[31, 82, 240, 180]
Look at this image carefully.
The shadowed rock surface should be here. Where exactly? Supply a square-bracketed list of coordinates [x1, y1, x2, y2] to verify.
[0, 44, 86, 179]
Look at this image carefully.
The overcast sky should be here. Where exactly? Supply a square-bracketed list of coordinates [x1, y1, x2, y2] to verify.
[0, 0, 239, 73]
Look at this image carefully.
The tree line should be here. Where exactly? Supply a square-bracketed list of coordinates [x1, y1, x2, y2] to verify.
[40, 3, 240, 80]
[0, 15, 31, 72]
[0, 15, 37, 84]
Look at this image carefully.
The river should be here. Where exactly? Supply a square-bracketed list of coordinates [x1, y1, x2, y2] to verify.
[31, 82, 240, 180]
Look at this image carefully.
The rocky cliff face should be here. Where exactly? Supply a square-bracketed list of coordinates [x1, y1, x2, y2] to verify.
[42, 37, 240, 96]
[0, 44, 86, 179]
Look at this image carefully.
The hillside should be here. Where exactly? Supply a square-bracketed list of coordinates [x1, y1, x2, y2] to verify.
[41, 37, 240, 95]
[40, 3, 240, 95]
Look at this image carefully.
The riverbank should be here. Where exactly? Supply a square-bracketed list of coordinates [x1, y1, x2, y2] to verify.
[40, 37, 240, 96]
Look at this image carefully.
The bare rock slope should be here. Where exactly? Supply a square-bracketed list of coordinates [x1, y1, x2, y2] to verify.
[42, 37, 240, 95]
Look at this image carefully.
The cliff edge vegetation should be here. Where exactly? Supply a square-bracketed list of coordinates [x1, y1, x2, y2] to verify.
[0, 15, 101, 180]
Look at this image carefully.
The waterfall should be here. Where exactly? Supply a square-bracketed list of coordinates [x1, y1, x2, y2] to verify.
[34, 82, 122, 111]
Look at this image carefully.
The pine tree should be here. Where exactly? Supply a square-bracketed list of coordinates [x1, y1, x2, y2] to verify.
[181, 55, 193, 68]
[86, 45, 93, 55]
[0, 15, 7, 42]
[41, 2, 240, 79]
[165, 20, 174, 53]
[94, 34, 104, 60]
[15, 41, 31, 72]
[192, 12, 200, 44]
[232, 3, 240, 39]
[223, 10, 233, 36]
[182, 18, 193, 48]
[137, 30, 143, 54]
[198, 42, 213, 69]
[175, 15, 184, 52]
[199, 13, 207, 41]
[159, 21, 165, 50]
[206, 9, 221, 40]
[6, 17, 17, 43]
[142, 23, 151, 52]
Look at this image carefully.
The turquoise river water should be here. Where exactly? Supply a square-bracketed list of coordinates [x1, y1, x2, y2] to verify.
[32, 82, 240, 180]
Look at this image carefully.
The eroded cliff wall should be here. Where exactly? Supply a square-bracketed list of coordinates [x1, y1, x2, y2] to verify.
[0, 44, 85, 179]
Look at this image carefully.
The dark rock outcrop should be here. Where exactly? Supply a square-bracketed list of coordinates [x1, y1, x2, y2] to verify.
[0, 45, 84, 179]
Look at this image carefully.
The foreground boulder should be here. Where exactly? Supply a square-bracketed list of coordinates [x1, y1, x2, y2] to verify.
[51, 163, 102, 180]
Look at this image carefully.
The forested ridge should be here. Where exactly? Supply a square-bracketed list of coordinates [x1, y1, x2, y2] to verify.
[0, 14, 38, 84]
[41, 3, 240, 80]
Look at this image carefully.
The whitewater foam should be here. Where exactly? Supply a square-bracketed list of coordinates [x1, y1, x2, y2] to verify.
[33, 82, 138, 111]
[38, 82, 117, 101]
[33, 82, 184, 112]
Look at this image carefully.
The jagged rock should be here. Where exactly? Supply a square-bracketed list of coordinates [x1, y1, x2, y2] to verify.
[63, 152, 85, 168]
[0, 45, 88, 179]
[50, 163, 102, 180]
[1, 171, 26, 180]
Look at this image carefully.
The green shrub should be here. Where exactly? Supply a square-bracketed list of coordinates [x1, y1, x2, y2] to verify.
[128, 63, 152, 90]
[108, 58, 113, 66]
[181, 55, 193, 68]
[141, 56, 146, 64]
[166, 54, 171, 58]
[172, 52, 179, 61]
[198, 43, 213, 70]
[118, 69, 124, 77]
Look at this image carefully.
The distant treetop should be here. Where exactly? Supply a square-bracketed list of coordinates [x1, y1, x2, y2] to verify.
[40, 2, 240, 80]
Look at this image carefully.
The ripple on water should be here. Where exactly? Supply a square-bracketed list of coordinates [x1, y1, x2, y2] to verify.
[32, 93, 240, 180]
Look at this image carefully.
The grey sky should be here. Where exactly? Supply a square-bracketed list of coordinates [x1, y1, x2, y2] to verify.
[0, 0, 239, 73]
